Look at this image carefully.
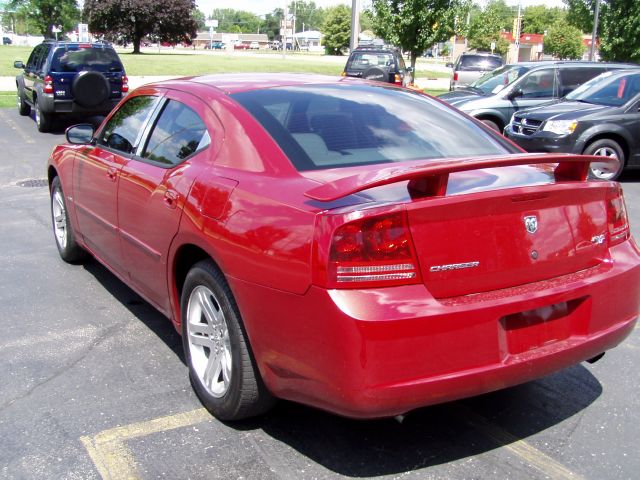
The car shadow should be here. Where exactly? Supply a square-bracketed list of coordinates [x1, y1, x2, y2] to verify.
[30, 112, 105, 135]
[78, 247, 603, 478]
[619, 169, 640, 183]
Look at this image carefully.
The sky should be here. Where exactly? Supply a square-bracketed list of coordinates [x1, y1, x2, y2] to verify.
[196, 0, 567, 17]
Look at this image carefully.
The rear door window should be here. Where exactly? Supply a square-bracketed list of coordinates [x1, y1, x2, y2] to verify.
[559, 67, 606, 97]
[141, 100, 210, 167]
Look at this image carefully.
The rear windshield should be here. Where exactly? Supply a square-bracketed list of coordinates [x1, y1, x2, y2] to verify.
[50, 46, 124, 73]
[231, 84, 514, 171]
[347, 51, 398, 71]
[458, 55, 503, 71]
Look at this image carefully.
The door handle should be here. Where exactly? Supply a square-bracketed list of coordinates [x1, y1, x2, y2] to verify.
[164, 190, 178, 209]
[106, 167, 118, 181]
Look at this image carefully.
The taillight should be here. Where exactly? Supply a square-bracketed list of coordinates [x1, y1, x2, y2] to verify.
[121, 75, 129, 93]
[43, 75, 54, 94]
[324, 211, 421, 288]
[606, 185, 630, 246]
[453, 72, 458, 82]
[394, 73, 402, 85]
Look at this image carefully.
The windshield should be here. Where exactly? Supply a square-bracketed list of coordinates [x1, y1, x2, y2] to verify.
[458, 55, 503, 71]
[51, 45, 124, 73]
[470, 65, 530, 94]
[566, 71, 640, 106]
[231, 84, 515, 171]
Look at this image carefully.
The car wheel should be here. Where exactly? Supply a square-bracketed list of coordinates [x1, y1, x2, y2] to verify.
[362, 67, 388, 82]
[584, 138, 625, 181]
[480, 119, 500, 132]
[35, 98, 53, 133]
[17, 91, 31, 116]
[50, 176, 86, 263]
[181, 260, 275, 421]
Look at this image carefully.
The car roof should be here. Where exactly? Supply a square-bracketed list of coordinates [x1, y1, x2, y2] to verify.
[42, 40, 115, 48]
[503, 60, 638, 69]
[148, 73, 357, 94]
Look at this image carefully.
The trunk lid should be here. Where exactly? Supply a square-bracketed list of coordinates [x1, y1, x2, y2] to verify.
[407, 183, 610, 298]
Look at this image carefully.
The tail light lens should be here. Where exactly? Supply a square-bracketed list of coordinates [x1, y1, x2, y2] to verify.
[121, 75, 129, 93]
[453, 72, 458, 82]
[322, 211, 421, 288]
[43, 75, 54, 94]
[394, 73, 402, 85]
[606, 185, 630, 246]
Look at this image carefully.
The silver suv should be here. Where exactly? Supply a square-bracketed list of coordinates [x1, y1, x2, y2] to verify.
[447, 52, 503, 91]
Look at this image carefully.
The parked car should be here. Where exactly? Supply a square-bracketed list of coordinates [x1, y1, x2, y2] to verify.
[447, 52, 504, 91]
[233, 42, 249, 50]
[249, 41, 260, 50]
[3, 36, 12, 45]
[439, 61, 634, 131]
[505, 69, 640, 180]
[343, 45, 413, 86]
[204, 41, 225, 50]
[14, 40, 127, 132]
[48, 73, 639, 421]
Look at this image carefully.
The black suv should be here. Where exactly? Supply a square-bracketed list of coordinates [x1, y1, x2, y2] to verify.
[14, 41, 128, 132]
[343, 45, 412, 86]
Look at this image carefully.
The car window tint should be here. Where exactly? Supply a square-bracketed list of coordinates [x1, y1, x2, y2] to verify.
[348, 52, 395, 69]
[51, 46, 124, 73]
[232, 84, 515, 171]
[569, 72, 640, 107]
[142, 100, 210, 166]
[98, 95, 159, 154]
[472, 65, 529, 94]
[519, 69, 556, 98]
[559, 67, 605, 97]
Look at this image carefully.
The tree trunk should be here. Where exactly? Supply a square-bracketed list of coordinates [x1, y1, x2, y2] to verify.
[410, 51, 417, 86]
[133, 36, 141, 54]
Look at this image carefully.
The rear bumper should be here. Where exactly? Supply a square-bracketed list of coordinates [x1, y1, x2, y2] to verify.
[39, 93, 121, 116]
[231, 240, 640, 418]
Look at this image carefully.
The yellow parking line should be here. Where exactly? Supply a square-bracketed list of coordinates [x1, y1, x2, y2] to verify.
[80, 408, 211, 480]
[460, 406, 584, 480]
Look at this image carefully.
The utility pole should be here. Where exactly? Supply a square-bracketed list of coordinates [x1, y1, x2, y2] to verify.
[589, 0, 601, 61]
[514, 0, 522, 63]
[350, 0, 360, 51]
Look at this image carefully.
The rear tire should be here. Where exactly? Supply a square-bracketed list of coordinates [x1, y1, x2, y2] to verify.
[35, 98, 53, 133]
[17, 90, 31, 116]
[584, 138, 625, 181]
[50, 176, 86, 263]
[181, 260, 275, 421]
[363, 66, 389, 82]
[480, 119, 500, 132]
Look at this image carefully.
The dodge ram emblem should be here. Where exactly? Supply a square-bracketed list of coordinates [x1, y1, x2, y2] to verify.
[524, 215, 538, 234]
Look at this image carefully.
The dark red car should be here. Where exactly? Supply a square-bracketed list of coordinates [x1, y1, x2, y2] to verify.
[48, 74, 640, 421]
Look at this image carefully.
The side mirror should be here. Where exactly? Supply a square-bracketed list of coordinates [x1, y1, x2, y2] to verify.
[14, 60, 24, 69]
[445, 62, 454, 68]
[66, 124, 95, 144]
[507, 87, 523, 100]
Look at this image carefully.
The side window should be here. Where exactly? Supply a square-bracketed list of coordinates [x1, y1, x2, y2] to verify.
[98, 95, 159, 154]
[520, 69, 556, 99]
[142, 100, 209, 167]
[559, 67, 604, 97]
[28, 45, 46, 71]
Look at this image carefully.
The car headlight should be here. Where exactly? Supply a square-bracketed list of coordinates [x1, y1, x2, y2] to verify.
[542, 120, 578, 135]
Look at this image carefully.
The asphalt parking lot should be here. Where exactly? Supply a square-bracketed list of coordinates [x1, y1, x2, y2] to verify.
[1, 108, 639, 480]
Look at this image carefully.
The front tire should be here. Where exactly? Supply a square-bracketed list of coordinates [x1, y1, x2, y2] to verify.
[50, 176, 86, 263]
[181, 260, 275, 421]
[584, 138, 625, 181]
[35, 98, 53, 133]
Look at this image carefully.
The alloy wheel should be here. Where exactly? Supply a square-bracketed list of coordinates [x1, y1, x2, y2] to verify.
[52, 187, 67, 249]
[590, 146, 621, 181]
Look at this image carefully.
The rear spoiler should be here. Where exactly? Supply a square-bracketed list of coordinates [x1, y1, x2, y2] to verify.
[304, 154, 614, 202]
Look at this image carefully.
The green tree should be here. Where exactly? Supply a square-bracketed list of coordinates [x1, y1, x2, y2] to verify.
[522, 5, 566, 34]
[564, 0, 640, 62]
[5, 0, 80, 38]
[544, 18, 584, 59]
[192, 9, 206, 31]
[370, 0, 469, 73]
[210, 8, 262, 34]
[84, 0, 198, 54]
[289, 1, 324, 32]
[262, 8, 284, 40]
[599, 0, 640, 62]
[466, 0, 510, 55]
[321, 5, 350, 55]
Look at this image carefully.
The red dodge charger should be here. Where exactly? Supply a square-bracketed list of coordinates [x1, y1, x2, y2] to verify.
[47, 74, 640, 420]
